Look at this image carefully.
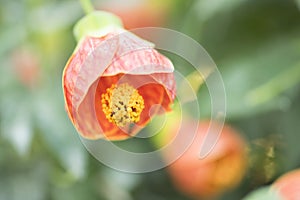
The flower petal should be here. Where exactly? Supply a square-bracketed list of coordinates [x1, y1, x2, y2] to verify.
[63, 29, 176, 140]
[273, 169, 300, 200]
[63, 36, 119, 139]
[104, 48, 174, 75]
[63, 34, 118, 121]
[103, 31, 174, 75]
[94, 74, 171, 140]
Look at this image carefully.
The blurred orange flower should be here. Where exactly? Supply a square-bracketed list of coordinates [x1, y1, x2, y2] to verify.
[164, 120, 247, 199]
[98, 0, 171, 29]
[63, 29, 175, 140]
[11, 47, 40, 88]
[272, 169, 300, 200]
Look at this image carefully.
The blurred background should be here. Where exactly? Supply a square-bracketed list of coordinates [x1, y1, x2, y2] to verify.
[1, 0, 300, 199]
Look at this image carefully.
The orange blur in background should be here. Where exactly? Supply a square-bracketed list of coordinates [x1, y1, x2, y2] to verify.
[163, 120, 248, 199]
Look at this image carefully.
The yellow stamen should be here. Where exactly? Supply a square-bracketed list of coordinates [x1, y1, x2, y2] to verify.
[101, 83, 145, 127]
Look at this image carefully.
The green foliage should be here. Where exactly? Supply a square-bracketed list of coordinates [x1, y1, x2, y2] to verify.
[0, 0, 300, 199]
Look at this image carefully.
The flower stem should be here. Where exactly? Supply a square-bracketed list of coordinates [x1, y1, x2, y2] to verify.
[80, 0, 94, 14]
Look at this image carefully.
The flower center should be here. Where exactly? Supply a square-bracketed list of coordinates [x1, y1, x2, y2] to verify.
[101, 83, 145, 127]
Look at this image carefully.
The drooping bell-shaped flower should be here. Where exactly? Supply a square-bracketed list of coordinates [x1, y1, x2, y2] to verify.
[63, 11, 175, 140]
[272, 169, 300, 200]
[156, 119, 247, 199]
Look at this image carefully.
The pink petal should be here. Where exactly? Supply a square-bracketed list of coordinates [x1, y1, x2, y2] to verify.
[103, 31, 174, 75]
[63, 29, 176, 139]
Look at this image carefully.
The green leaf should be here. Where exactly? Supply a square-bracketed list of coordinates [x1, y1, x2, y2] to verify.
[1, 105, 33, 156]
[0, 78, 34, 156]
[34, 83, 87, 179]
[296, 0, 300, 10]
[0, 162, 49, 200]
[198, 34, 300, 119]
[278, 98, 300, 171]
[192, 0, 247, 22]
[28, 1, 82, 33]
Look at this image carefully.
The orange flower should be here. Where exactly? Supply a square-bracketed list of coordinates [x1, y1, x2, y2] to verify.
[272, 169, 300, 200]
[162, 120, 247, 199]
[63, 28, 175, 140]
[98, 1, 170, 29]
[11, 47, 40, 88]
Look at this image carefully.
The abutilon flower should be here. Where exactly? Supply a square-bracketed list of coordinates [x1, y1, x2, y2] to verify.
[159, 120, 247, 199]
[272, 169, 300, 200]
[12, 47, 40, 88]
[63, 11, 175, 140]
[99, 0, 170, 29]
